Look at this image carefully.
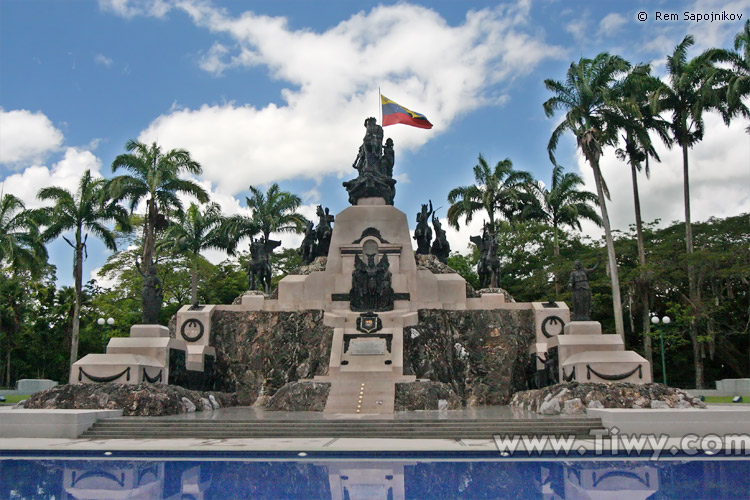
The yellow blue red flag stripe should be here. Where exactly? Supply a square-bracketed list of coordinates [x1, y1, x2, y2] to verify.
[381, 95, 433, 129]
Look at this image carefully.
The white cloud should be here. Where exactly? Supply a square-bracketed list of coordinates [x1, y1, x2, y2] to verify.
[97, 0, 171, 18]
[598, 13, 626, 37]
[94, 54, 114, 67]
[134, 2, 565, 195]
[0, 108, 64, 167]
[574, 112, 750, 239]
[1, 147, 103, 209]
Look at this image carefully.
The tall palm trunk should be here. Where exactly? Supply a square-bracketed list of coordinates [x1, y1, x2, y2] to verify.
[553, 223, 561, 296]
[589, 157, 626, 342]
[681, 142, 703, 388]
[630, 159, 653, 372]
[191, 253, 198, 306]
[142, 198, 157, 267]
[70, 238, 83, 370]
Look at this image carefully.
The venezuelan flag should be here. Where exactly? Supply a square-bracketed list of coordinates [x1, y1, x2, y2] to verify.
[381, 95, 433, 129]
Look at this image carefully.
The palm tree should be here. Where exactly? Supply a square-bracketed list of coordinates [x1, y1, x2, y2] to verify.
[162, 202, 229, 306]
[109, 140, 209, 323]
[705, 20, 750, 128]
[0, 193, 47, 272]
[544, 52, 630, 340]
[0, 193, 47, 387]
[538, 165, 601, 295]
[224, 183, 307, 255]
[37, 169, 130, 370]
[651, 36, 722, 388]
[447, 155, 538, 233]
[614, 65, 672, 370]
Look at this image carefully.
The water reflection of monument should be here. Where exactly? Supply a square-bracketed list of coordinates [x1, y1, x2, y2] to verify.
[60, 462, 210, 500]
[324, 461, 412, 500]
[9, 457, 750, 499]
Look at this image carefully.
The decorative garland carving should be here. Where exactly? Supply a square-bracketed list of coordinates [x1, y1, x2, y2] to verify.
[79, 366, 130, 383]
[180, 318, 205, 342]
[352, 227, 390, 244]
[541, 315, 565, 338]
[593, 470, 650, 488]
[586, 364, 642, 381]
[72, 470, 125, 488]
[142, 368, 163, 384]
[563, 366, 576, 382]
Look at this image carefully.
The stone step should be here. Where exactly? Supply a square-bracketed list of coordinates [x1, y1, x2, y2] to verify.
[82, 418, 604, 439]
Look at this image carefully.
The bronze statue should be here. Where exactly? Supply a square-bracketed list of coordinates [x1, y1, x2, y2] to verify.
[470, 224, 500, 288]
[248, 236, 281, 293]
[343, 117, 397, 205]
[313, 205, 334, 258]
[414, 200, 433, 255]
[430, 214, 450, 263]
[350, 252, 394, 312]
[299, 220, 316, 265]
[567, 258, 599, 321]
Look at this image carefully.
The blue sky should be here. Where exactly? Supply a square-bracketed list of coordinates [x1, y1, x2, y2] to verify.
[1, 0, 748, 288]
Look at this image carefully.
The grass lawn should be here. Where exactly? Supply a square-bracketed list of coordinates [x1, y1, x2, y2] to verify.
[0, 394, 29, 404]
[703, 396, 749, 404]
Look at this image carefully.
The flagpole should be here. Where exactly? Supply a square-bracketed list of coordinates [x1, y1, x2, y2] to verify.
[378, 87, 382, 124]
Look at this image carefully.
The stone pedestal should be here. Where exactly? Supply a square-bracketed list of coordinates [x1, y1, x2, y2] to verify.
[71, 354, 164, 385]
[562, 351, 652, 384]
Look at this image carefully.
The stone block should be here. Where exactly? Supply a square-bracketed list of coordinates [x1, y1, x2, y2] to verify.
[480, 293, 505, 309]
[129, 324, 170, 338]
[547, 333, 625, 368]
[16, 379, 58, 394]
[240, 292, 266, 310]
[70, 354, 164, 385]
[175, 304, 215, 346]
[561, 350, 652, 384]
[563, 321, 602, 336]
[187, 345, 216, 372]
[106, 336, 187, 372]
[531, 301, 570, 343]
[436, 274, 467, 306]
[0, 408, 122, 438]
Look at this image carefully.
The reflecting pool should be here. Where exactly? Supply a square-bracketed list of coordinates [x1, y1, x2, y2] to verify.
[1, 455, 749, 499]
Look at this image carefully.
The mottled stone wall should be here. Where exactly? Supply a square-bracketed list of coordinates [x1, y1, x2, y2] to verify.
[404, 309, 535, 406]
[210, 310, 333, 404]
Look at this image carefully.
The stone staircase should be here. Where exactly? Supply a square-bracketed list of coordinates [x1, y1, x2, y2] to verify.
[81, 417, 605, 440]
[322, 373, 399, 414]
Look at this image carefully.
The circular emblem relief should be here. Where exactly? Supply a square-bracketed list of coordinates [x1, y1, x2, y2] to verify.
[541, 315, 565, 338]
[181, 318, 204, 342]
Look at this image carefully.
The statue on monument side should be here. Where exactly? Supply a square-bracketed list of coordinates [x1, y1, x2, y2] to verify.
[567, 258, 600, 321]
[248, 236, 281, 293]
[350, 252, 394, 312]
[313, 205, 334, 258]
[470, 223, 501, 289]
[430, 213, 450, 263]
[136, 258, 163, 324]
[299, 220, 316, 265]
[382, 138, 395, 178]
[414, 200, 433, 255]
[343, 117, 397, 205]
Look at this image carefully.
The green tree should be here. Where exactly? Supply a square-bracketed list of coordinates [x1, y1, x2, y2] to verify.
[0, 193, 47, 386]
[447, 155, 537, 233]
[706, 20, 750, 127]
[537, 164, 601, 295]
[109, 140, 209, 323]
[163, 202, 229, 306]
[544, 52, 630, 340]
[615, 64, 672, 370]
[224, 183, 307, 255]
[0, 193, 47, 272]
[37, 169, 130, 370]
[651, 36, 723, 387]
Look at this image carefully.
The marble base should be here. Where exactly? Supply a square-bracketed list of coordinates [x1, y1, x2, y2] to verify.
[562, 351, 652, 384]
